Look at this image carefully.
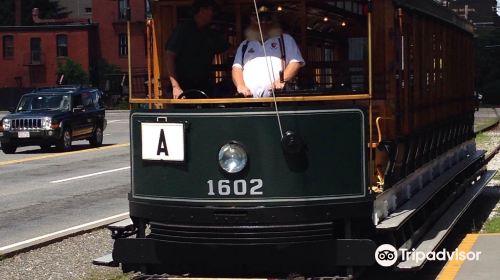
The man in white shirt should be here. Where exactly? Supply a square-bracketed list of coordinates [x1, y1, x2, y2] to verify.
[232, 4, 305, 98]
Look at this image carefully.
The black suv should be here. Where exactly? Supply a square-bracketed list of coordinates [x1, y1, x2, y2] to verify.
[0, 86, 107, 154]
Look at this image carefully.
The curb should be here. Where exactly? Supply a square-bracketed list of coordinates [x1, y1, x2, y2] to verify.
[0, 212, 129, 257]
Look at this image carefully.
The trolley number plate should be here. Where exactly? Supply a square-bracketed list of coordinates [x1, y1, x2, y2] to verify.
[141, 122, 184, 161]
[207, 179, 263, 196]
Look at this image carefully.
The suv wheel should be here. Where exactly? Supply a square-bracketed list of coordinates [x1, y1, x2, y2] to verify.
[1, 144, 17, 154]
[57, 129, 72, 152]
[89, 126, 103, 147]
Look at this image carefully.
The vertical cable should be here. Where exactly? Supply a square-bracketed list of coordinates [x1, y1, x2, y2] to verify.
[368, 0, 374, 190]
[252, 0, 284, 138]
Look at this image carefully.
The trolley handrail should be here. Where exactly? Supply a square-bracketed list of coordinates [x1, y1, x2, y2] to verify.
[130, 94, 371, 104]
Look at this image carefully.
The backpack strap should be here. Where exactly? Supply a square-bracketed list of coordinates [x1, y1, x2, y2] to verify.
[278, 34, 287, 83]
[241, 40, 250, 68]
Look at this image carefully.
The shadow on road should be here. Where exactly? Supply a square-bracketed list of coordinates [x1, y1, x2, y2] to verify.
[13, 143, 118, 155]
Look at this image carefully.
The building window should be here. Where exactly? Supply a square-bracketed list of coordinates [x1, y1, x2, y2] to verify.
[3, 35, 14, 59]
[56, 35, 68, 57]
[85, 7, 92, 13]
[145, 0, 151, 18]
[119, 0, 129, 20]
[119, 33, 128, 57]
[30, 38, 42, 65]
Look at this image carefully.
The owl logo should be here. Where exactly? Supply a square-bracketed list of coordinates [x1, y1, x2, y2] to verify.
[271, 42, 278, 49]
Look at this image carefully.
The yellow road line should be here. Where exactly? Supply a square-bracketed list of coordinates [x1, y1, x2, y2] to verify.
[436, 233, 480, 280]
[0, 143, 130, 167]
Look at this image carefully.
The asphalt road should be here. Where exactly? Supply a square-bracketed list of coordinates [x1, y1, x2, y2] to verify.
[0, 111, 130, 247]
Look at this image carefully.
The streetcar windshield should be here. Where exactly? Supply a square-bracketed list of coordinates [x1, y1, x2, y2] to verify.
[134, 0, 369, 103]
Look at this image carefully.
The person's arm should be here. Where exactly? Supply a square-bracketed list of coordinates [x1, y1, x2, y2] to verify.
[165, 24, 186, 98]
[274, 62, 302, 89]
[165, 50, 183, 98]
[274, 34, 305, 90]
[232, 67, 251, 97]
[231, 42, 251, 97]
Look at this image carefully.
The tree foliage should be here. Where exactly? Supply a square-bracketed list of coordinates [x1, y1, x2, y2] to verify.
[57, 58, 89, 85]
[0, 0, 15, 26]
[0, 0, 70, 26]
[90, 58, 123, 91]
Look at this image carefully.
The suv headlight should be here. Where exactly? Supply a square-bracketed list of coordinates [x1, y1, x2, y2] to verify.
[42, 117, 52, 130]
[2, 119, 11, 131]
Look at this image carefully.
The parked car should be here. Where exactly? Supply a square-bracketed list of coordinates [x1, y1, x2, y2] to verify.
[0, 86, 107, 154]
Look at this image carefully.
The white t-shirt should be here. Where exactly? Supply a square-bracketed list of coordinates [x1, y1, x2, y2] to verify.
[233, 33, 305, 98]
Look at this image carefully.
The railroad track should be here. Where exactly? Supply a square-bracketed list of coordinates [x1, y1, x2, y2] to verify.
[475, 108, 500, 134]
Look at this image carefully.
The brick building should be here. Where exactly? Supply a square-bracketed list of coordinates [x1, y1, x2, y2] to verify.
[0, 0, 148, 88]
[0, 24, 97, 88]
[92, 0, 147, 86]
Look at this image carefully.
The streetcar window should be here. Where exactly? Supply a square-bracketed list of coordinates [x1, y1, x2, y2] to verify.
[144, 0, 369, 101]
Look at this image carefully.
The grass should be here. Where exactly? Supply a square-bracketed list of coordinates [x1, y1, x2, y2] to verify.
[482, 216, 500, 233]
[475, 132, 489, 144]
[481, 172, 500, 233]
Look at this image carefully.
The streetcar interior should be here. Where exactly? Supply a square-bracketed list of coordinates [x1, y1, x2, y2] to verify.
[146, 0, 369, 100]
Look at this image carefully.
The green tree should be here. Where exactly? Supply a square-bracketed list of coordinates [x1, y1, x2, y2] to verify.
[0, 0, 70, 26]
[90, 58, 123, 92]
[0, 0, 15, 26]
[57, 58, 89, 85]
[476, 29, 500, 105]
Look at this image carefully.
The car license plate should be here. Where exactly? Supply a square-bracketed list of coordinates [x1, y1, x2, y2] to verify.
[141, 122, 185, 161]
[18, 131, 30, 138]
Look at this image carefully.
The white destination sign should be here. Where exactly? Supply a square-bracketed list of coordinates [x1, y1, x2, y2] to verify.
[141, 122, 185, 161]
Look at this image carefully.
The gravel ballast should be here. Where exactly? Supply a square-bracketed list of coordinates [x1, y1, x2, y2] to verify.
[0, 229, 134, 280]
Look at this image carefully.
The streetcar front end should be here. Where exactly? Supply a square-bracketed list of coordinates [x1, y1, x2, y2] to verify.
[112, 105, 376, 276]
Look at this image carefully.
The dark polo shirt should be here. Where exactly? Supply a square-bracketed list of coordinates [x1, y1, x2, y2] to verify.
[166, 20, 229, 95]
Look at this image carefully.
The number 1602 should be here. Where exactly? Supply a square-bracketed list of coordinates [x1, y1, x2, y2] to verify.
[207, 179, 263, 196]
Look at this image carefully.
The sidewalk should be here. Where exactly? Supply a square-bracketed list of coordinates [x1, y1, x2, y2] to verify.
[437, 234, 500, 280]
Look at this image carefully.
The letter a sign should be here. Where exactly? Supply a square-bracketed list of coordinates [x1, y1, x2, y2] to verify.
[157, 129, 169, 156]
[141, 123, 185, 161]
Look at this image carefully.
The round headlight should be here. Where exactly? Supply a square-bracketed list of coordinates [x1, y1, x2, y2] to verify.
[2, 119, 11, 130]
[218, 142, 248, 174]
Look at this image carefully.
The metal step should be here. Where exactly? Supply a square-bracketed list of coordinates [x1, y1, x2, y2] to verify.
[376, 150, 485, 231]
[396, 170, 497, 270]
[108, 218, 134, 231]
[92, 253, 119, 267]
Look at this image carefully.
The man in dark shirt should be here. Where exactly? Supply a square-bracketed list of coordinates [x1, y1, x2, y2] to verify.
[165, 0, 229, 98]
